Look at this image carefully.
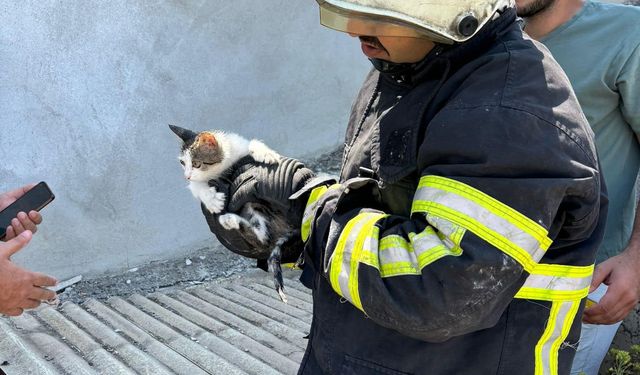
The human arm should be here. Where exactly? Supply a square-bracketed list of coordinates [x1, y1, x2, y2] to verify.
[0, 184, 43, 240]
[582, 44, 640, 324]
[583, 200, 640, 324]
[302, 107, 602, 342]
[0, 231, 58, 316]
[201, 157, 319, 260]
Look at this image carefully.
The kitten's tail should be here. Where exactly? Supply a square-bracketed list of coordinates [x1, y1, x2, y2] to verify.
[268, 235, 290, 304]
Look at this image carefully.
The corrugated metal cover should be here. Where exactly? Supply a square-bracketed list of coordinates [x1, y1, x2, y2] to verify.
[0, 270, 312, 375]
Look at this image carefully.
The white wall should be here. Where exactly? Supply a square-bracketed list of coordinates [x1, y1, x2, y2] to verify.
[0, 0, 369, 279]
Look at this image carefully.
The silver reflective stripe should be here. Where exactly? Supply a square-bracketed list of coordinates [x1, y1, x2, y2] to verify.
[425, 214, 463, 250]
[522, 274, 591, 292]
[303, 199, 320, 226]
[363, 229, 380, 266]
[415, 186, 547, 264]
[412, 229, 450, 261]
[365, 225, 461, 277]
[331, 213, 380, 303]
[302, 186, 330, 227]
[378, 236, 418, 267]
[536, 301, 580, 375]
[515, 264, 594, 302]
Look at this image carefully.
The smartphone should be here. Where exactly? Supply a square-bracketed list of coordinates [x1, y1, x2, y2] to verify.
[0, 182, 55, 240]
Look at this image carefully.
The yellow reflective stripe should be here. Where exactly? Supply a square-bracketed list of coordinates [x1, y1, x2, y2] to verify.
[551, 301, 580, 372]
[533, 263, 594, 278]
[328, 212, 388, 311]
[419, 202, 540, 272]
[377, 235, 419, 276]
[416, 176, 551, 248]
[417, 243, 462, 271]
[427, 214, 465, 254]
[301, 184, 340, 242]
[329, 213, 367, 301]
[412, 176, 552, 272]
[360, 225, 381, 269]
[515, 264, 594, 302]
[371, 225, 464, 278]
[301, 185, 329, 242]
[451, 225, 466, 252]
[349, 214, 385, 311]
[534, 300, 580, 375]
[515, 288, 589, 302]
[535, 302, 561, 375]
[331, 213, 464, 303]
[414, 225, 465, 266]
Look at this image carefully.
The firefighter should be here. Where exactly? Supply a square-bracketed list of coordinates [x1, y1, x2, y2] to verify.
[206, 1, 607, 374]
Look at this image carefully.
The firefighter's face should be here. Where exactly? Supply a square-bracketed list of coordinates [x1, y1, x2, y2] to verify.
[515, 0, 557, 17]
[352, 34, 435, 63]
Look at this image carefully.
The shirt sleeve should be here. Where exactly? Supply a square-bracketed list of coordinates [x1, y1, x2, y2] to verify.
[618, 42, 640, 133]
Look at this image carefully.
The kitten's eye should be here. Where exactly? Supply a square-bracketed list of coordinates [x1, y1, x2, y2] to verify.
[192, 161, 202, 168]
[179, 160, 185, 166]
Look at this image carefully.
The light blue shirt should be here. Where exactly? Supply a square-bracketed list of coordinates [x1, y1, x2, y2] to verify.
[540, 1, 640, 263]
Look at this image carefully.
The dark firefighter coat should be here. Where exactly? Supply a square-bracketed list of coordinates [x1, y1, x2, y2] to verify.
[296, 8, 607, 375]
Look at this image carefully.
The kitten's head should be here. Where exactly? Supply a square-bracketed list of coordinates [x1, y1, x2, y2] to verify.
[169, 125, 224, 182]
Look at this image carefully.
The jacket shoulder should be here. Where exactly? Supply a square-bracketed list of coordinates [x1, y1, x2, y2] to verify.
[441, 36, 597, 166]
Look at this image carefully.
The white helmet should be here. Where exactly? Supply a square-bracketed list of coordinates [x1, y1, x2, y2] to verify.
[316, 0, 514, 44]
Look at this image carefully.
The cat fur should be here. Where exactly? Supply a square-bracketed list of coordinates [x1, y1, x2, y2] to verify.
[169, 125, 296, 302]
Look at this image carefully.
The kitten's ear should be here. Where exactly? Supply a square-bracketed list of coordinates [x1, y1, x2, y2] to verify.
[169, 124, 197, 143]
[200, 132, 219, 147]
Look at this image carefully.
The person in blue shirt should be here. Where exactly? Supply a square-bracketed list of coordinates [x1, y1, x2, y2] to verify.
[516, 1, 640, 374]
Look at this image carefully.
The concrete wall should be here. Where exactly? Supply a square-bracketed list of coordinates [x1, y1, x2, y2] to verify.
[0, 1, 369, 280]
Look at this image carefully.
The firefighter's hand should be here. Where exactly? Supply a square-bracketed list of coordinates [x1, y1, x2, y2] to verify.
[0, 231, 58, 316]
[1, 184, 43, 240]
[227, 157, 316, 222]
[583, 250, 640, 324]
[200, 157, 316, 257]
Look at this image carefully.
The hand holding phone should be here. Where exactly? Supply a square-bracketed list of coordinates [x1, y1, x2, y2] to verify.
[0, 182, 55, 240]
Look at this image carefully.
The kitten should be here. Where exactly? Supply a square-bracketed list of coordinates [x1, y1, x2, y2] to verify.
[169, 125, 279, 214]
[169, 125, 298, 302]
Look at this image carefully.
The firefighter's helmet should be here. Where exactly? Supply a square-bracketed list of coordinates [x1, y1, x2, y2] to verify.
[316, 0, 514, 44]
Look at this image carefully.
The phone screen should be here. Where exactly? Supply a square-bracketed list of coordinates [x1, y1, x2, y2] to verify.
[0, 182, 55, 239]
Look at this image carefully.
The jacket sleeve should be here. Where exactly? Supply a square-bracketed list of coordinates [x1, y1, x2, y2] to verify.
[302, 106, 602, 342]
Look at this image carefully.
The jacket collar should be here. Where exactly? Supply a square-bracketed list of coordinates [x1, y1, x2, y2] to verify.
[371, 8, 518, 86]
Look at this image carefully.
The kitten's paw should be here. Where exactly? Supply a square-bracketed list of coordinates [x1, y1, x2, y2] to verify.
[203, 189, 226, 214]
[218, 213, 242, 230]
[249, 140, 280, 164]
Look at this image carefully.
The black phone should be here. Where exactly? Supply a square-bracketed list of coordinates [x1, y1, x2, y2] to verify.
[0, 182, 55, 240]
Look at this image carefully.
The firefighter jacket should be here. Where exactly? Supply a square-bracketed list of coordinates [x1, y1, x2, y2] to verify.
[297, 8, 607, 375]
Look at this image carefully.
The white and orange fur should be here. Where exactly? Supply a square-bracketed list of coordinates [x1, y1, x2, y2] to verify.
[170, 125, 279, 242]
[170, 124, 301, 303]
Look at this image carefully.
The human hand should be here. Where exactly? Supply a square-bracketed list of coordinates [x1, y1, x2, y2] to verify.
[583, 251, 640, 324]
[201, 157, 316, 256]
[0, 184, 43, 240]
[226, 157, 316, 217]
[0, 231, 58, 316]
